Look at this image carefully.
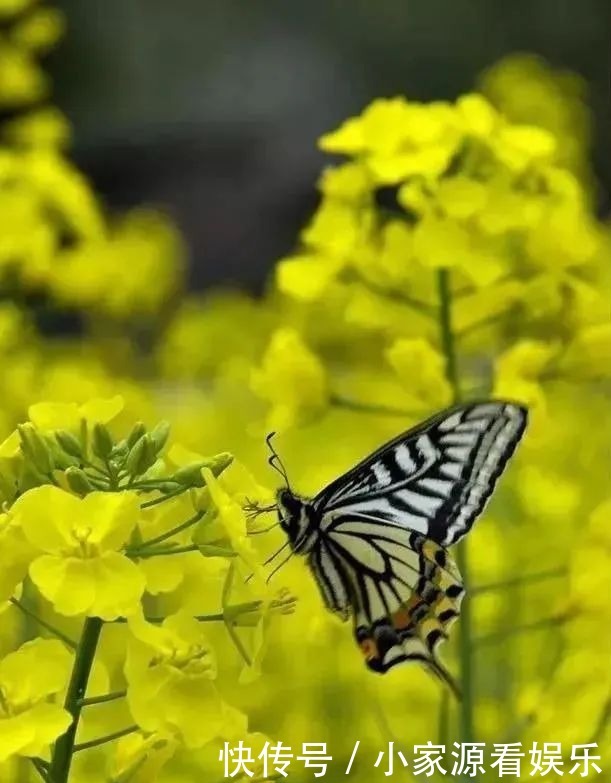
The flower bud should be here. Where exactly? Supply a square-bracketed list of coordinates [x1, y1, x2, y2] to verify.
[65, 466, 94, 495]
[172, 452, 233, 487]
[125, 434, 157, 477]
[172, 462, 206, 487]
[149, 420, 171, 454]
[92, 422, 114, 460]
[17, 423, 54, 474]
[126, 421, 147, 448]
[206, 452, 234, 477]
[197, 543, 236, 558]
[55, 430, 83, 458]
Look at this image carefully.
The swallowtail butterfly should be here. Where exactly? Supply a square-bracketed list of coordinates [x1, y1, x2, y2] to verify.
[252, 400, 527, 696]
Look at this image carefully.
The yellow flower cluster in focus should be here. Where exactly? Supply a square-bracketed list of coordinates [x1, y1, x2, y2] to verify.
[0, 395, 291, 780]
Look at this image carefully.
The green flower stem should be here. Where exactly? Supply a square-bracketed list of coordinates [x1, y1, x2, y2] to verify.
[112, 601, 263, 626]
[126, 543, 202, 558]
[78, 689, 127, 707]
[128, 477, 180, 487]
[220, 562, 253, 664]
[437, 269, 474, 751]
[72, 724, 138, 753]
[354, 274, 437, 315]
[437, 269, 461, 398]
[80, 459, 108, 478]
[49, 617, 104, 783]
[473, 614, 568, 647]
[224, 621, 252, 665]
[471, 567, 566, 597]
[29, 758, 51, 783]
[437, 690, 450, 747]
[27, 756, 51, 783]
[138, 488, 186, 509]
[130, 510, 204, 551]
[329, 395, 421, 418]
[10, 598, 77, 650]
[591, 696, 611, 742]
[455, 312, 512, 339]
[81, 473, 110, 490]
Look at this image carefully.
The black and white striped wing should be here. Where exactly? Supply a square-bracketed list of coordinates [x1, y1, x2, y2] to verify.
[313, 401, 527, 547]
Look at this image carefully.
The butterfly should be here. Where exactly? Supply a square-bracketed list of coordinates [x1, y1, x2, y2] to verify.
[248, 400, 527, 697]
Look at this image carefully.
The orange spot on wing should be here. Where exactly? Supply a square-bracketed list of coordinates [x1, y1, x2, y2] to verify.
[359, 638, 378, 661]
[392, 608, 412, 630]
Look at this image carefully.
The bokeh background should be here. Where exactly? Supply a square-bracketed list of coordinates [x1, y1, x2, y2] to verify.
[0, 1, 610, 782]
[51, 0, 611, 290]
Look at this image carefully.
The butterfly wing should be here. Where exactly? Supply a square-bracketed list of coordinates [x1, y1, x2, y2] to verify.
[306, 400, 527, 678]
[315, 516, 465, 681]
[313, 400, 528, 546]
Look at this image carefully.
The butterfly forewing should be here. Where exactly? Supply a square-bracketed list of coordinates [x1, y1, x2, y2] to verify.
[314, 401, 527, 546]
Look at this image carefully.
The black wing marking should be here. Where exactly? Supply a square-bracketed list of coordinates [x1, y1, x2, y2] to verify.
[313, 400, 527, 546]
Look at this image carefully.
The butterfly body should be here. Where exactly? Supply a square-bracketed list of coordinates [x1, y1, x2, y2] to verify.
[272, 400, 528, 692]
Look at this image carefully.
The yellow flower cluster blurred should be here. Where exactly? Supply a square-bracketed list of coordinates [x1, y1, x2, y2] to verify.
[0, 2, 609, 780]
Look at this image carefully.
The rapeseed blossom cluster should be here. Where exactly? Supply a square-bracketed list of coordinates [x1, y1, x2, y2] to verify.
[0, 395, 292, 782]
[0, 3, 609, 780]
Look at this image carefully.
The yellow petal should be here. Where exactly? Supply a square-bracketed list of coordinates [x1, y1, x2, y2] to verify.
[78, 395, 124, 424]
[14, 485, 82, 551]
[16, 702, 72, 758]
[0, 714, 35, 763]
[0, 638, 72, 702]
[28, 401, 80, 432]
[82, 491, 140, 551]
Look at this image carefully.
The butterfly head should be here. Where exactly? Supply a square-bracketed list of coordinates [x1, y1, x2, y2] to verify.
[276, 488, 317, 554]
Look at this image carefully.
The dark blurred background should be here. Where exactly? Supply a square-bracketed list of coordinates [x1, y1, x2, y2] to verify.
[51, 0, 611, 291]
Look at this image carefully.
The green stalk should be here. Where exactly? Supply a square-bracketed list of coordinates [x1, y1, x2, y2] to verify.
[471, 567, 566, 596]
[437, 269, 460, 398]
[437, 269, 474, 748]
[73, 724, 138, 753]
[10, 597, 77, 650]
[129, 510, 203, 551]
[49, 617, 104, 783]
[78, 689, 127, 707]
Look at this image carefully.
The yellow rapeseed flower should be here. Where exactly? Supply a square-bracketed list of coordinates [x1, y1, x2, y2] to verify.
[27, 394, 124, 433]
[11, 485, 145, 618]
[386, 338, 452, 408]
[108, 730, 177, 783]
[250, 328, 327, 431]
[125, 610, 243, 748]
[0, 638, 72, 762]
[0, 511, 35, 602]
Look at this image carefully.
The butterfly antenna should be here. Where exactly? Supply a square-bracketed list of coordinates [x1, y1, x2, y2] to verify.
[266, 432, 292, 490]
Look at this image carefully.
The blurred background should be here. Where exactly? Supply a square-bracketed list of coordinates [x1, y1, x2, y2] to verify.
[51, 0, 611, 292]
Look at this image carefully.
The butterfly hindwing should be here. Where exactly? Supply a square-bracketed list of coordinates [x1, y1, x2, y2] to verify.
[316, 518, 464, 680]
